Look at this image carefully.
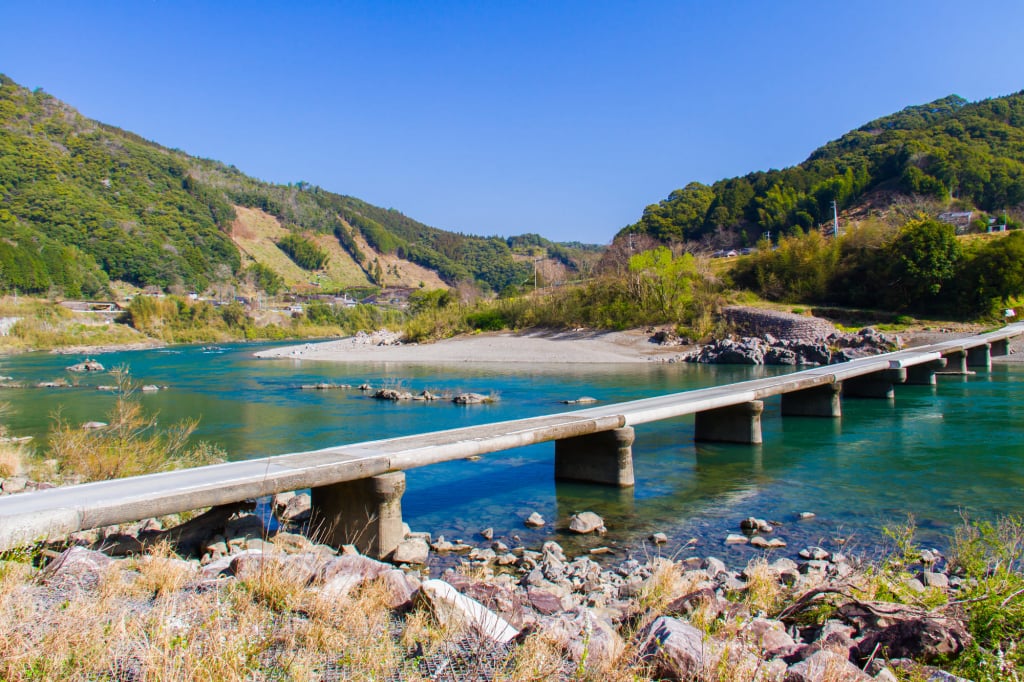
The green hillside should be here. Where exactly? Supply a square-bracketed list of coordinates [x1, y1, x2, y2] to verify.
[622, 92, 1024, 244]
[0, 75, 592, 298]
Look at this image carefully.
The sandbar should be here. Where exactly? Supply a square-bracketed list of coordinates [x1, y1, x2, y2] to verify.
[254, 329, 689, 364]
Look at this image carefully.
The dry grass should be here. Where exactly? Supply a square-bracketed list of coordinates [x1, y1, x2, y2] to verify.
[636, 557, 689, 613]
[0, 441, 25, 478]
[47, 369, 224, 482]
[744, 558, 782, 615]
[497, 632, 565, 681]
[0, 552, 421, 681]
[128, 541, 197, 598]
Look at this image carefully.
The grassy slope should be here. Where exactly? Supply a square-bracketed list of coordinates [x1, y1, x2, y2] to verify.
[230, 207, 448, 292]
[341, 219, 448, 290]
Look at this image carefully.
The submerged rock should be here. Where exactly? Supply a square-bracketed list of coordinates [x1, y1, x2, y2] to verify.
[524, 512, 546, 528]
[568, 511, 605, 534]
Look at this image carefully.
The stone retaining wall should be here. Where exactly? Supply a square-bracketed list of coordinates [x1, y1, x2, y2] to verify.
[723, 307, 838, 343]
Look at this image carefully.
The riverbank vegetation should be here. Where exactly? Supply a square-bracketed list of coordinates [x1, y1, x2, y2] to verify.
[732, 219, 1024, 318]
[0, 500, 1020, 680]
[47, 369, 225, 481]
[0, 369, 224, 484]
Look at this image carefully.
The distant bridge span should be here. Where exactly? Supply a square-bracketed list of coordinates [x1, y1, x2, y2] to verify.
[0, 324, 1020, 556]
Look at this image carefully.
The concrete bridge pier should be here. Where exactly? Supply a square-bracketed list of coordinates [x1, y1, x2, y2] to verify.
[906, 358, 948, 385]
[694, 400, 764, 444]
[554, 427, 636, 486]
[310, 471, 406, 559]
[842, 368, 906, 399]
[992, 339, 1010, 357]
[943, 351, 969, 374]
[780, 383, 841, 417]
[968, 343, 992, 371]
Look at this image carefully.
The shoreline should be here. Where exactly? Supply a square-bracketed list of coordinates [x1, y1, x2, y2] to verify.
[254, 328, 694, 364]
[254, 325, 1024, 365]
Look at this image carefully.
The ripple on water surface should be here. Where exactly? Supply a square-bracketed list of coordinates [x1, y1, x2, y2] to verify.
[2, 343, 1023, 565]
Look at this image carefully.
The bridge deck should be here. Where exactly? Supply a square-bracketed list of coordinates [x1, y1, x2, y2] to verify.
[0, 324, 1020, 550]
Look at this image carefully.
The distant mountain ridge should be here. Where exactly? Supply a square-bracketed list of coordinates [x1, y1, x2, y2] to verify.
[0, 75, 593, 298]
[622, 91, 1024, 246]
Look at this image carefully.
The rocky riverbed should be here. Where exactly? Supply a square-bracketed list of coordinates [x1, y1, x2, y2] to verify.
[680, 328, 901, 366]
[1, 495, 986, 681]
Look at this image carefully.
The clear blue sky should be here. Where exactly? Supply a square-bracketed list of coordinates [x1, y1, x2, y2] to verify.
[2, 1, 1023, 244]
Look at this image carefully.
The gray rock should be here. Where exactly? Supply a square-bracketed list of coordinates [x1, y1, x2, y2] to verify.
[799, 546, 831, 561]
[418, 579, 519, 644]
[568, 511, 605, 534]
[800, 560, 830, 575]
[42, 546, 114, 587]
[1, 477, 27, 494]
[201, 549, 261, 579]
[665, 587, 722, 618]
[524, 512, 546, 527]
[650, 532, 668, 544]
[541, 541, 566, 563]
[479, 527, 494, 541]
[855, 616, 971, 664]
[317, 554, 414, 608]
[453, 392, 491, 405]
[272, 491, 295, 512]
[920, 571, 949, 589]
[205, 539, 229, 557]
[638, 616, 714, 679]
[769, 557, 799, 573]
[720, 576, 748, 592]
[903, 578, 927, 593]
[231, 551, 324, 586]
[539, 607, 623, 675]
[392, 538, 430, 565]
[430, 535, 455, 552]
[873, 667, 899, 682]
[740, 617, 797, 657]
[725, 533, 749, 544]
[702, 556, 727, 577]
[786, 650, 872, 681]
[468, 547, 497, 563]
[527, 587, 564, 615]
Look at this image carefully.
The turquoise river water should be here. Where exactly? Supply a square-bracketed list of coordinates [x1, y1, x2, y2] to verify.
[2, 341, 1023, 565]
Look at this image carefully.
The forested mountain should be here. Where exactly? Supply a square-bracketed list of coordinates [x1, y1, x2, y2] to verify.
[622, 92, 1024, 245]
[0, 75, 591, 297]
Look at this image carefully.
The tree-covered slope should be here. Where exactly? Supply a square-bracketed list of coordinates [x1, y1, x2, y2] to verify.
[623, 92, 1024, 244]
[0, 75, 591, 297]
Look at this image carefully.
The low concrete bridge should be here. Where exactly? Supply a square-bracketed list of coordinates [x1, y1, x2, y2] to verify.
[1, 324, 1020, 557]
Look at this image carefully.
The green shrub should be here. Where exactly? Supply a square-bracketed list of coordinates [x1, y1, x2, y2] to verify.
[948, 516, 1024, 678]
[47, 369, 224, 481]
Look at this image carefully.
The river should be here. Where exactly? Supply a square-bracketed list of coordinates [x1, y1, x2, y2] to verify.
[2, 341, 1023, 564]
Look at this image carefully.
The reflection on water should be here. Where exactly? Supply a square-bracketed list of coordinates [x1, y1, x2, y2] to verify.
[2, 342, 1023, 562]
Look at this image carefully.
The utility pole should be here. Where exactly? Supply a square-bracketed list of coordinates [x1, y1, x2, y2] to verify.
[831, 200, 839, 238]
